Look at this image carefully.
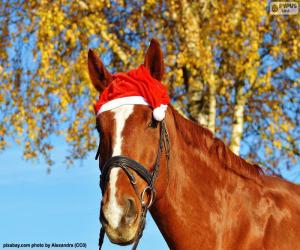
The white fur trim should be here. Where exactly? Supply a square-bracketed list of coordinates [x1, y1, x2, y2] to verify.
[97, 96, 149, 116]
[153, 104, 168, 121]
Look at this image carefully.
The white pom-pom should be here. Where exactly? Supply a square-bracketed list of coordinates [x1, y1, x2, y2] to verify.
[153, 105, 167, 121]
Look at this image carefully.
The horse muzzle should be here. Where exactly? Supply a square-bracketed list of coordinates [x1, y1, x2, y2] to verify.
[100, 196, 140, 245]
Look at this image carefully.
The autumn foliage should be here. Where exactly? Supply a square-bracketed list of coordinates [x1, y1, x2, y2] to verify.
[0, 1, 299, 173]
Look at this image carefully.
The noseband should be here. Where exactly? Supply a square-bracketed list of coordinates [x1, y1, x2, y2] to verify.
[96, 120, 170, 250]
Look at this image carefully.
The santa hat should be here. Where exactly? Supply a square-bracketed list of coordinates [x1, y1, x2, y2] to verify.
[94, 64, 170, 121]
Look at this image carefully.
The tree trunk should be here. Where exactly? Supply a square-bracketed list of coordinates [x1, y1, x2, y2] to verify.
[207, 77, 216, 134]
[230, 84, 247, 155]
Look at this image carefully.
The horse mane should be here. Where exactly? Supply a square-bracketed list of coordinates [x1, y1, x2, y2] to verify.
[170, 106, 264, 183]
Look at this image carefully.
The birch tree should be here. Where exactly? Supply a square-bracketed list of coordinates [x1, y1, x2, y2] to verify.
[0, 0, 299, 173]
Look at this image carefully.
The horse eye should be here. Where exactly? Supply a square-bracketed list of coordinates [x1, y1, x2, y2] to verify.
[148, 118, 158, 128]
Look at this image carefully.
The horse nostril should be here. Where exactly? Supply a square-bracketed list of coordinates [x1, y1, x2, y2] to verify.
[124, 197, 137, 225]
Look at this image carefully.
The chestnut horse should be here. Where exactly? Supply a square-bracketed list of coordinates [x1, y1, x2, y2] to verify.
[88, 40, 300, 250]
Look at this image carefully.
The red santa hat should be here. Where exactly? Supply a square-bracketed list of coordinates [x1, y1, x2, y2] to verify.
[94, 64, 170, 121]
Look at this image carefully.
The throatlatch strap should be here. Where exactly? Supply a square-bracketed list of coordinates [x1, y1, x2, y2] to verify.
[98, 227, 105, 250]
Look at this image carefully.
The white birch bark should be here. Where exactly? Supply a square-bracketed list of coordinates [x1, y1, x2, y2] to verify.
[207, 78, 216, 134]
[230, 85, 247, 155]
[181, 0, 217, 131]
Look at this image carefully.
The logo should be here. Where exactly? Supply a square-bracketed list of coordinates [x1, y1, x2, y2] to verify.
[270, 2, 299, 15]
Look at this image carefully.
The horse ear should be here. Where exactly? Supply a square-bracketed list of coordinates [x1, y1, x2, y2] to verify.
[88, 49, 112, 93]
[144, 39, 165, 81]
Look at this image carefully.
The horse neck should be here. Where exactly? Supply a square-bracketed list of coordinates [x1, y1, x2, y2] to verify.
[150, 107, 258, 249]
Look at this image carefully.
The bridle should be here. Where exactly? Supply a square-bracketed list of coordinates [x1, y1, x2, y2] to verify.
[96, 118, 170, 250]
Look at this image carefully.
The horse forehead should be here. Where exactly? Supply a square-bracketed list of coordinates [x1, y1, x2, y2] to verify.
[111, 105, 135, 125]
[99, 104, 148, 143]
[110, 105, 135, 142]
[110, 105, 148, 131]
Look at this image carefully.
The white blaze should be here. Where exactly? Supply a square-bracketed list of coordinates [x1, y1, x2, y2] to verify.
[105, 105, 134, 229]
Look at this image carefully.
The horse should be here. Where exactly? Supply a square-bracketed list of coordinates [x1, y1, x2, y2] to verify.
[88, 39, 300, 250]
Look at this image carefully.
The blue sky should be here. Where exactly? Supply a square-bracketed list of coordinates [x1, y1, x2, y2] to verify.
[0, 140, 168, 250]
[1, 138, 299, 250]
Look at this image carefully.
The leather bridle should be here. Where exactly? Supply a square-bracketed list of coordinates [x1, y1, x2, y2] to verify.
[96, 119, 170, 250]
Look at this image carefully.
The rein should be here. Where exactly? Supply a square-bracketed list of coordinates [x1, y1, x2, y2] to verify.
[96, 120, 170, 250]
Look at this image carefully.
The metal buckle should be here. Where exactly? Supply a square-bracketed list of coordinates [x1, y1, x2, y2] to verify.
[141, 186, 156, 208]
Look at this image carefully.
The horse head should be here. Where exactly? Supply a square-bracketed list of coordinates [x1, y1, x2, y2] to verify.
[88, 39, 169, 245]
